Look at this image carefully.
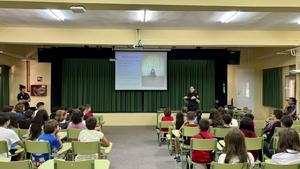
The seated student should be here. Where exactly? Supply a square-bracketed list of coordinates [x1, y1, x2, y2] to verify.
[14, 103, 24, 122]
[161, 108, 174, 132]
[264, 110, 283, 143]
[175, 112, 185, 130]
[0, 112, 24, 158]
[29, 109, 49, 141]
[8, 112, 18, 129]
[210, 110, 224, 128]
[34, 102, 45, 118]
[174, 111, 198, 162]
[264, 109, 283, 158]
[228, 110, 238, 127]
[82, 104, 94, 120]
[283, 97, 297, 120]
[76, 117, 110, 161]
[244, 113, 256, 128]
[55, 110, 69, 129]
[32, 120, 62, 165]
[67, 109, 86, 129]
[218, 128, 255, 167]
[271, 128, 300, 164]
[239, 117, 259, 161]
[19, 109, 34, 129]
[49, 106, 59, 120]
[281, 115, 293, 128]
[191, 119, 215, 165]
[223, 114, 232, 128]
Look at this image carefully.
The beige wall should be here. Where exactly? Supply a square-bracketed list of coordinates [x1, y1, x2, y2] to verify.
[0, 54, 51, 113]
[228, 48, 296, 120]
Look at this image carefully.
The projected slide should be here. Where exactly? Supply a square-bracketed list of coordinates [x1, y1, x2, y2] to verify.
[115, 51, 167, 90]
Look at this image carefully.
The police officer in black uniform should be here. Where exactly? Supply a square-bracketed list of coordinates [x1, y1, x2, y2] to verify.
[183, 85, 200, 111]
[17, 84, 31, 110]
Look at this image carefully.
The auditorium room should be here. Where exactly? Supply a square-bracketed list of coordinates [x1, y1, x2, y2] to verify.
[0, 1, 300, 169]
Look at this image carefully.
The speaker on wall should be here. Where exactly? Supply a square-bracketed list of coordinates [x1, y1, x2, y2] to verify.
[227, 51, 240, 65]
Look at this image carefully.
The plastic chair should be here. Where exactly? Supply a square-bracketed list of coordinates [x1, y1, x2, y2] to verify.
[293, 125, 300, 132]
[72, 141, 101, 160]
[97, 115, 105, 125]
[255, 128, 264, 137]
[67, 128, 83, 141]
[166, 126, 175, 155]
[19, 129, 29, 138]
[24, 140, 51, 160]
[156, 121, 174, 146]
[211, 162, 250, 169]
[0, 140, 9, 158]
[180, 126, 199, 155]
[213, 128, 232, 139]
[0, 160, 32, 169]
[255, 120, 266, 128]
[245, 137, 264, 162]
[54, 159, 94, 169]
[187, 138, 217, 169]
[262, 163, 299, 169]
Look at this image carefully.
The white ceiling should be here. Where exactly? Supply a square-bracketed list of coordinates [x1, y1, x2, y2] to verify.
[1, 8, 300, 30]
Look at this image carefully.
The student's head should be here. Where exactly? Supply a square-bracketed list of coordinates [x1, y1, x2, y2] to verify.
[288, 97, 297, 106]
[19, 84, 26, 92]
[24, 109, 34, 119]
[176, 112, 184, 129]
[71, 109, 82, 124]
[55, 110, 67, 123]
[187, 111, 195, 121]
[218, 107, 226, 115]
[244, 113, 254, 121]
[281, 115, 293, 128]
[36, 102, 45, 109]
[209, 108, 219, 119]
[223, 128, 248, 163]
[239, 117, 254, 132]
[44, 119, 59, 134]
[14, 103, 24, 113]
[84, 104, 91, 112]
[273, 109, 283, 120]
[0, 112, 10, 127]
[164, 108, 172, 117]
[181, 106, 188, 114]
[33, 109, 49, 125]
[8, 113, 18, 128]
[223, 114, 232, 125]
[86, 117, 97, 130]
[199, 119, 210, 131]
[277, 128, 300, 153]
[2, 105, 13, 112]
[189, 85, 196, 93]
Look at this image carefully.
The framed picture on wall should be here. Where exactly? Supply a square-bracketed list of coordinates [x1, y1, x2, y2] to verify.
[30, 84, 47, 96]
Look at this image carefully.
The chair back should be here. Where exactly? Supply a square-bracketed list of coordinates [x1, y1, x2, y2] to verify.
[271, 136, 279, 150]
[211, 162, 250, 169]
[213, 128, 232, 139]
[54, 160, 94, 169]
[159, 121, 174, 130]
[0, 160, 32, 169]
[254, 120, 266, 128]
[190, 138, 217, 151]
[67, 128, 83, 141]
[263, 163, 299, 169]
[12, 128, 20, 137]
[293, 125, 300, 132]
[24, 140, 51, 155]
[0, 141, 8, 157]
[72, 141, 101, 155]
[245, 137, 263, 151]
[19, 129, 29, 138]
[182, 126, 199, 137]
[254, 128, 264, 137]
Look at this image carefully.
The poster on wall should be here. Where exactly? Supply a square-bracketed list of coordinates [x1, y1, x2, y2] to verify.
[30, 84, 47, 96]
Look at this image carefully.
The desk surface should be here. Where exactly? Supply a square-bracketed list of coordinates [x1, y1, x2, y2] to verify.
[102, 142, 113, 154]
[39, 159, 110, 169]
[57, 142, 72, 155]
[172, 130, 180, 138]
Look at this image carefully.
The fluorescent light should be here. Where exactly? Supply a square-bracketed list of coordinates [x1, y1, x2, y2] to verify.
[46, 9, 65, 21]
[220, 11, 241, 23]
[137, 10, 152, 22]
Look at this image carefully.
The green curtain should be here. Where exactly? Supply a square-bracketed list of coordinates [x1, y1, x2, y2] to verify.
[263, 67, 283, 108]
[62, 59, 215, 112]
[0, 65, 10, 109]
[143, 60, 215, 112]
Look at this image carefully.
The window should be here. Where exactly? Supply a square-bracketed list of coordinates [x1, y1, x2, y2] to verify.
[285, 75, 296, 99]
